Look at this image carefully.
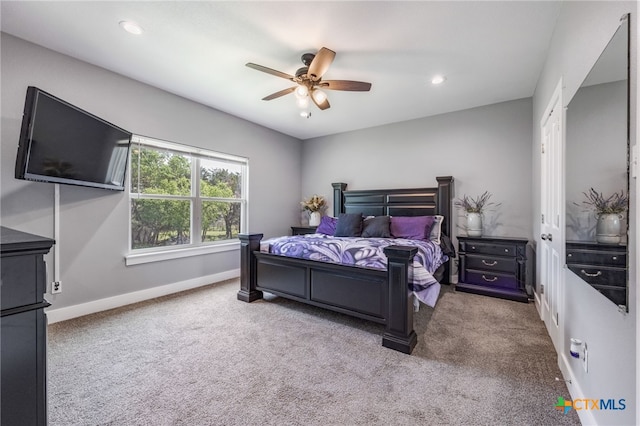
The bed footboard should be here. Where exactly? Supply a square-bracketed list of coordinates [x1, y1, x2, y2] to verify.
[382, 245, 418, 354]
[237, 233, 418, 354]
[237, 233, 263, 303]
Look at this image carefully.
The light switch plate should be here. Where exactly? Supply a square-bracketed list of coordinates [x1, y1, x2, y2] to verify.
[583, 346, 588, 372]
[631, 144, 638, 179]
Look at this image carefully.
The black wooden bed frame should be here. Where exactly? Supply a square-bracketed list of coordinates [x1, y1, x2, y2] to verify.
[238, 176, 453, 354]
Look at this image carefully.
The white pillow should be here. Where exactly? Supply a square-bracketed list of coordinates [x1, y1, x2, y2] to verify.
[429, 215, 444, 244]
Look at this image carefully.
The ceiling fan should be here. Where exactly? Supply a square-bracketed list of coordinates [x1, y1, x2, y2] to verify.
[246, 47, 372, 112]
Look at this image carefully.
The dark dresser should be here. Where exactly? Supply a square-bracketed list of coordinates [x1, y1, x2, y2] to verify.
[457, 236, 531, 302]
[291, 225, 317, 235]
[1, 227, 55, 426]
[566, 241, 627, 307]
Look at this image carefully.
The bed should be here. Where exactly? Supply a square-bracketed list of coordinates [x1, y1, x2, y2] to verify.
[238, 176, 454, 354]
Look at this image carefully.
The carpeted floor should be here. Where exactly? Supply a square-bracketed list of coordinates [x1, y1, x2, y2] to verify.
[47, 279, 580, 425]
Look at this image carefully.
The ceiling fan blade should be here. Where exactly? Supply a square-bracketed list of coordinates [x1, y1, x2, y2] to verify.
[246, 63, 295, 81]
[307, 47, 336, 82]
[262, 87, 296, 101]
[320, 80, 372, 91]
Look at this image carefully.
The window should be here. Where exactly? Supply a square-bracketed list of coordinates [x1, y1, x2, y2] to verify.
[128, 135, 247, 258]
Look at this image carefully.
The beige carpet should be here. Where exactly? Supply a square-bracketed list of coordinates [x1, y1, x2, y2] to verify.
[47, 279, 580, 425]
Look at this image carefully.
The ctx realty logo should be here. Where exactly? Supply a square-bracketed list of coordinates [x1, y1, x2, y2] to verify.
[555, 397, 626, 414]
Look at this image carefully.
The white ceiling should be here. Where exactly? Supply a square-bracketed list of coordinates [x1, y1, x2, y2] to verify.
[1, 1, 562, 140]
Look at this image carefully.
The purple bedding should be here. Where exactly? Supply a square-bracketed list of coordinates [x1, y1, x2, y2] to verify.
[261, 234, 448, 307]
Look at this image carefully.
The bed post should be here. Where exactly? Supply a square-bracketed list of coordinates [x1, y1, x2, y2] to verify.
[382, 245, 418, 354]
[436, 176, 454, 284]
[237, 233, 263, 303]
[332, 182, 347, 217]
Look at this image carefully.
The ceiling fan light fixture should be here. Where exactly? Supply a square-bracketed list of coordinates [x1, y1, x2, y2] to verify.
[431, 75, 446, 85]
[296, 96, 310, 109]
[247, 46, 371, 113]
[119, 20, 144, 35]
[312, 89, 327, 104]
[295, 85, 309, 98]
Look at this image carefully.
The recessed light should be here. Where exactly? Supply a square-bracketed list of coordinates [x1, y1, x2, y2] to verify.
[119, 21, 144, 35]
[431, 75, 446, 85]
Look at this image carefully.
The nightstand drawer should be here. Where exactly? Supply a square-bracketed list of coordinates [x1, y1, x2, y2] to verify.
[465, 254, 517, 274]
[462, 241, 516, 257]
[567, 264, 626, 287]
[457, 236, 530, 303]
[566, 250, 626, 267]
[465, 270, 518, 290]
[291, 226, 317, 236]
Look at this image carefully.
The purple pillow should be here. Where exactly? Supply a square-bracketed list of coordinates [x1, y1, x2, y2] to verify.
[390, 216, 436, 240]
[316, 216, 338, 235]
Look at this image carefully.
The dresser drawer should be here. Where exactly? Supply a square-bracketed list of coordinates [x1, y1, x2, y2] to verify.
[566, 249, 626, 267]
[1, 255, 42, 310]
[567, 264, 626, 287]
[592, 285, 626, 306]
[465, 254, 517, 274]
[464, 270, 518, 290]
[462, 241, 516, 257]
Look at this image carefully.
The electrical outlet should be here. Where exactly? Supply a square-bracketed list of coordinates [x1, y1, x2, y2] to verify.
[583, 345, 588, 372]
[52, 281, 62, 294]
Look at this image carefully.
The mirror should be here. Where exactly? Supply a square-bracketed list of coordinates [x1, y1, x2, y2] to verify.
[565, 14, 629, 310]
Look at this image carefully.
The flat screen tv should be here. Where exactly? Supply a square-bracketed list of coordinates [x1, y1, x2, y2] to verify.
[15, 86, 132, 191]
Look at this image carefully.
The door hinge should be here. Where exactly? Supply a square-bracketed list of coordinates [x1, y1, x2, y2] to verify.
[541, 214, 545, 223]
[541, 284, 544, 294]
[541, 143, 545, 154]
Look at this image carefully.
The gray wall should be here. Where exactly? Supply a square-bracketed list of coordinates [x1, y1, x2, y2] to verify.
[532, 2, 637, 425]
[301, 98, 534, 246]
[566, 80, 628, 241]
[1, 33, 302, 310]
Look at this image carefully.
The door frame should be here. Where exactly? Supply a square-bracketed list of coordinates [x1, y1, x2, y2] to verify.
[537, 78, 565, 354]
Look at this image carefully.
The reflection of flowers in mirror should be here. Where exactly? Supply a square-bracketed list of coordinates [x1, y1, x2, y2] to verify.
[453, 191, 500, 214]
[300, 195, 326, 212]
[576, 188, 628, 215]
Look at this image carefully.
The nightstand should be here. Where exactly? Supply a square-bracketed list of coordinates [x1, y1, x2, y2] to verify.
[566, 241, 627, 306]
[457, 236, 531, 303]
[291, 226, 317, 236]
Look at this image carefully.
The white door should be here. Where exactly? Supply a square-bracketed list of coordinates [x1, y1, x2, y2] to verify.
[539, 81, 564, 353]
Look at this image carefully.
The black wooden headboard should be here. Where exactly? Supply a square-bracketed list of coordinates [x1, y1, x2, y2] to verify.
[331, 176, 454, 282]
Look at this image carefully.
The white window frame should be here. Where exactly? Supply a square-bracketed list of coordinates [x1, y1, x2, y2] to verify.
[125, 135, 248, 266]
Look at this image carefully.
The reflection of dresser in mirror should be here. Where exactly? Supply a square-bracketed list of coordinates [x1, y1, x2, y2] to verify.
[565, 15, 629, 310]
[566, 241, 627, 307]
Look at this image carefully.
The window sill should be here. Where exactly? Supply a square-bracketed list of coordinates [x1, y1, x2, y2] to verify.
[125, 240, 240, 266]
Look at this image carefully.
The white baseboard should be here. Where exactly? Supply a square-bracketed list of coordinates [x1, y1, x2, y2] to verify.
[559, 352, 597, 425]
[46, 269, 240, 324]
[533, 291, 543, 319]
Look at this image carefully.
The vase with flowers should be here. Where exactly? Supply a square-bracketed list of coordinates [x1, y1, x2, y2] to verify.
[300, 195, 326, 226]
[575, 188, 628, 243]
[454, 191, 500, 237]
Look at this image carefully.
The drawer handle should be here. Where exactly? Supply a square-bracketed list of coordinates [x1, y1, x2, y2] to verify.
[504, 248, 509, 252]
[581, 269, 602, 278]
[482, 275, 498, 282]
[482, 260, 498, 266]
[567, 253, 572, 257]
[612, 256, 618, 261]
